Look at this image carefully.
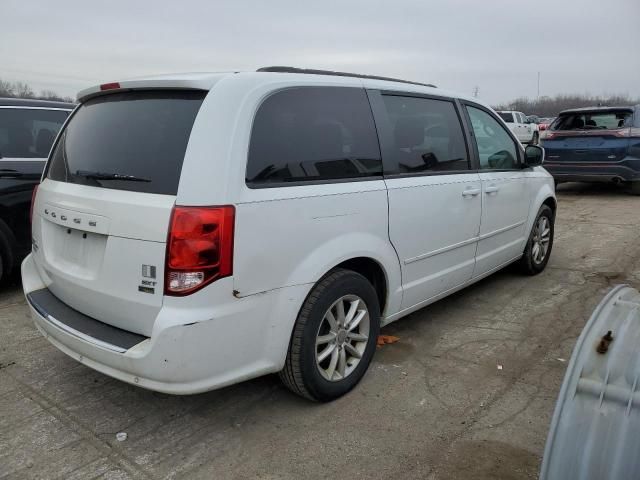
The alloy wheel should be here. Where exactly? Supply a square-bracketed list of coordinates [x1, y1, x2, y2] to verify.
[531, 215, 551, 264]
[315, 294, 370, 382]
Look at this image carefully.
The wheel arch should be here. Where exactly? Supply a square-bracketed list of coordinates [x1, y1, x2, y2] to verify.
[542, 195, 557, 217]
[329, 257, 388, 315]
[527, 181, 556, 229]
[274, 231, 403, 319]
[518, 180, 556, 255]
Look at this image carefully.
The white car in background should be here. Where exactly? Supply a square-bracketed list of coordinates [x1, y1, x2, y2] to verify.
[23, 67, 556, 402]
[496, 110, 539, 144]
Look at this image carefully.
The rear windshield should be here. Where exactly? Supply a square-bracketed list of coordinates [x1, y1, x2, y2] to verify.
[551, 110, 632, 131]
[47, 90, 206, 195]
[497, 112, 514, 123]
[0, 108, 69, 159]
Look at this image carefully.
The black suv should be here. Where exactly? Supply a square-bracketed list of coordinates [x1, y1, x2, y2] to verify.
[0, 97, 74, 281]
[541, 105, 640, 194]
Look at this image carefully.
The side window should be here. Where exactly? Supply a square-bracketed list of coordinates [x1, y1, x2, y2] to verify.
[381, 95, 469, 174]
[0, 108, 68, 159]
[466, 106, 520, 170]
[246, 87, 381, 186]
[518, 113, 526, 124]
[33, 117, 68, 156]
[498, 112, 514, 123]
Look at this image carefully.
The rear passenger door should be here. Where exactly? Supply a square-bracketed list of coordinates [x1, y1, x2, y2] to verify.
[234, 86, 393, 302]
[462, 103, 531, 278]
[369, 91, 481, 310]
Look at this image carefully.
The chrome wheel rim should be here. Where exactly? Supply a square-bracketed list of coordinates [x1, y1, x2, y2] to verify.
[531, 215, 551, 265]
[316, 295, 370, 382]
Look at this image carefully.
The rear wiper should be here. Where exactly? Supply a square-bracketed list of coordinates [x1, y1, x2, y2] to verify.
[75, 170, 151, 182]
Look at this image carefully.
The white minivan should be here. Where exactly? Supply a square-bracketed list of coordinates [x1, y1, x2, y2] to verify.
[23, 67, 556, 401]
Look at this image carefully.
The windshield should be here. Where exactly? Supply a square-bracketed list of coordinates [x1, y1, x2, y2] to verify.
[47, 90, 206, 195]
[497, 112, 514, 123]
[0, 108, 70, 159]
[551, 110, 632, 131]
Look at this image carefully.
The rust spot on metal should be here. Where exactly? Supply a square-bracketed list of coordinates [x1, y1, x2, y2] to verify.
[597, 330, 613, 354]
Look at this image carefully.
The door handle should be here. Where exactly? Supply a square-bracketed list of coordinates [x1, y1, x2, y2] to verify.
[462, 188, 481, 197]
[485, 186, 499, 194]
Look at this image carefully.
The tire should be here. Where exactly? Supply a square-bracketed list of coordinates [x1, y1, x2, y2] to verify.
[279, 268, 380, 402]
[629, 182, 640, 196]
[519, 205, 554, 275]
[0, 226, 13, 284]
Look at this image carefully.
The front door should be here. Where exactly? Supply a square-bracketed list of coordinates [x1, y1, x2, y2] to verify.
[464, 104, 531, 277]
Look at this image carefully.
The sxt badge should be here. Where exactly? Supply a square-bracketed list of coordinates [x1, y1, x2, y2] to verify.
[139, 265, 157, 294]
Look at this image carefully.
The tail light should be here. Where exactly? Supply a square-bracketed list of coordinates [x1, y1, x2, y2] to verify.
[165, 205, 235, 296]
[30, 184, 39, 224]
[541, 130, 556, 140]
[614, 127, 640, 138]
[100, 82, 121, 91]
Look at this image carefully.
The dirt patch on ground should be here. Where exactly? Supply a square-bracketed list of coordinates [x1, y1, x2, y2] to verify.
[435, 440, 539, 479]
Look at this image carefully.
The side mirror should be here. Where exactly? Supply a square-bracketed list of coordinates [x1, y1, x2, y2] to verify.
[524, 145, 544, 167]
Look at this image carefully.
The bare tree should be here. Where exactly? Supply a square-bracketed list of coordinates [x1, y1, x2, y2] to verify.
[40, 89, 61, 100]
[13, 81, 35, 99]
[39, 89, 72, 102]
[0, 79, 15, 97]
[494, 94, 640, 117]
[0, 77, 74, 102]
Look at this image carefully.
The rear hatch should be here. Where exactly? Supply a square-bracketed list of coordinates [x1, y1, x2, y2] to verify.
[32, 90, 206, 336]
[543, 108, 633, 163]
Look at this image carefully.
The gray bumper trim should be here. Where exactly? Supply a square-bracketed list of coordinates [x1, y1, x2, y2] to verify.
[27, 288, 148, 353]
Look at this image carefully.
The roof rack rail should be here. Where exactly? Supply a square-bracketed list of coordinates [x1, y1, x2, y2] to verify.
[257, 66, 437, 88]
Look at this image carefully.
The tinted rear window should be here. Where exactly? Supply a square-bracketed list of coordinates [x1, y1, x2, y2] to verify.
[47, 90, 205, 195]
[0, 108, 69, 159]
[247, 87, 381, 186]
[551, 110, 633, 131]
[497, 112, 514, 123]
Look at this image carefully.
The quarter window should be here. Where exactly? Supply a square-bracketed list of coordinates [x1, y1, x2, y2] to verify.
[466, 106, 520, 170]
[246, 87, 381, 186]
[380, 95, 469, 175]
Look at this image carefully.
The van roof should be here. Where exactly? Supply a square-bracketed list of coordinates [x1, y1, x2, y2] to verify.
[256, 66, 437, 88]
[76, 69, 482, 107]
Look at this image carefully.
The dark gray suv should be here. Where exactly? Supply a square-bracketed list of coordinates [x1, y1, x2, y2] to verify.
[541, 105, 640, 194]
[0, 97, 74, 282]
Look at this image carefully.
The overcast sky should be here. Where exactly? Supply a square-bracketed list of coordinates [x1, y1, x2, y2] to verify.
[2, 0, 639, 104]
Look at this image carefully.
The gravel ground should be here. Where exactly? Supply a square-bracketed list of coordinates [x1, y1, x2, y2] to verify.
[1, 182, 639, 480]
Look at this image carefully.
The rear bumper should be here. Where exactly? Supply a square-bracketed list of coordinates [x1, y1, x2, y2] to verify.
[543, 157, 640, 183]
[22, 254, 310, 394]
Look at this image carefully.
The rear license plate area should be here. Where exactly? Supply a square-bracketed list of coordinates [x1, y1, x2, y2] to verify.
[41, 220, 108, 279]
